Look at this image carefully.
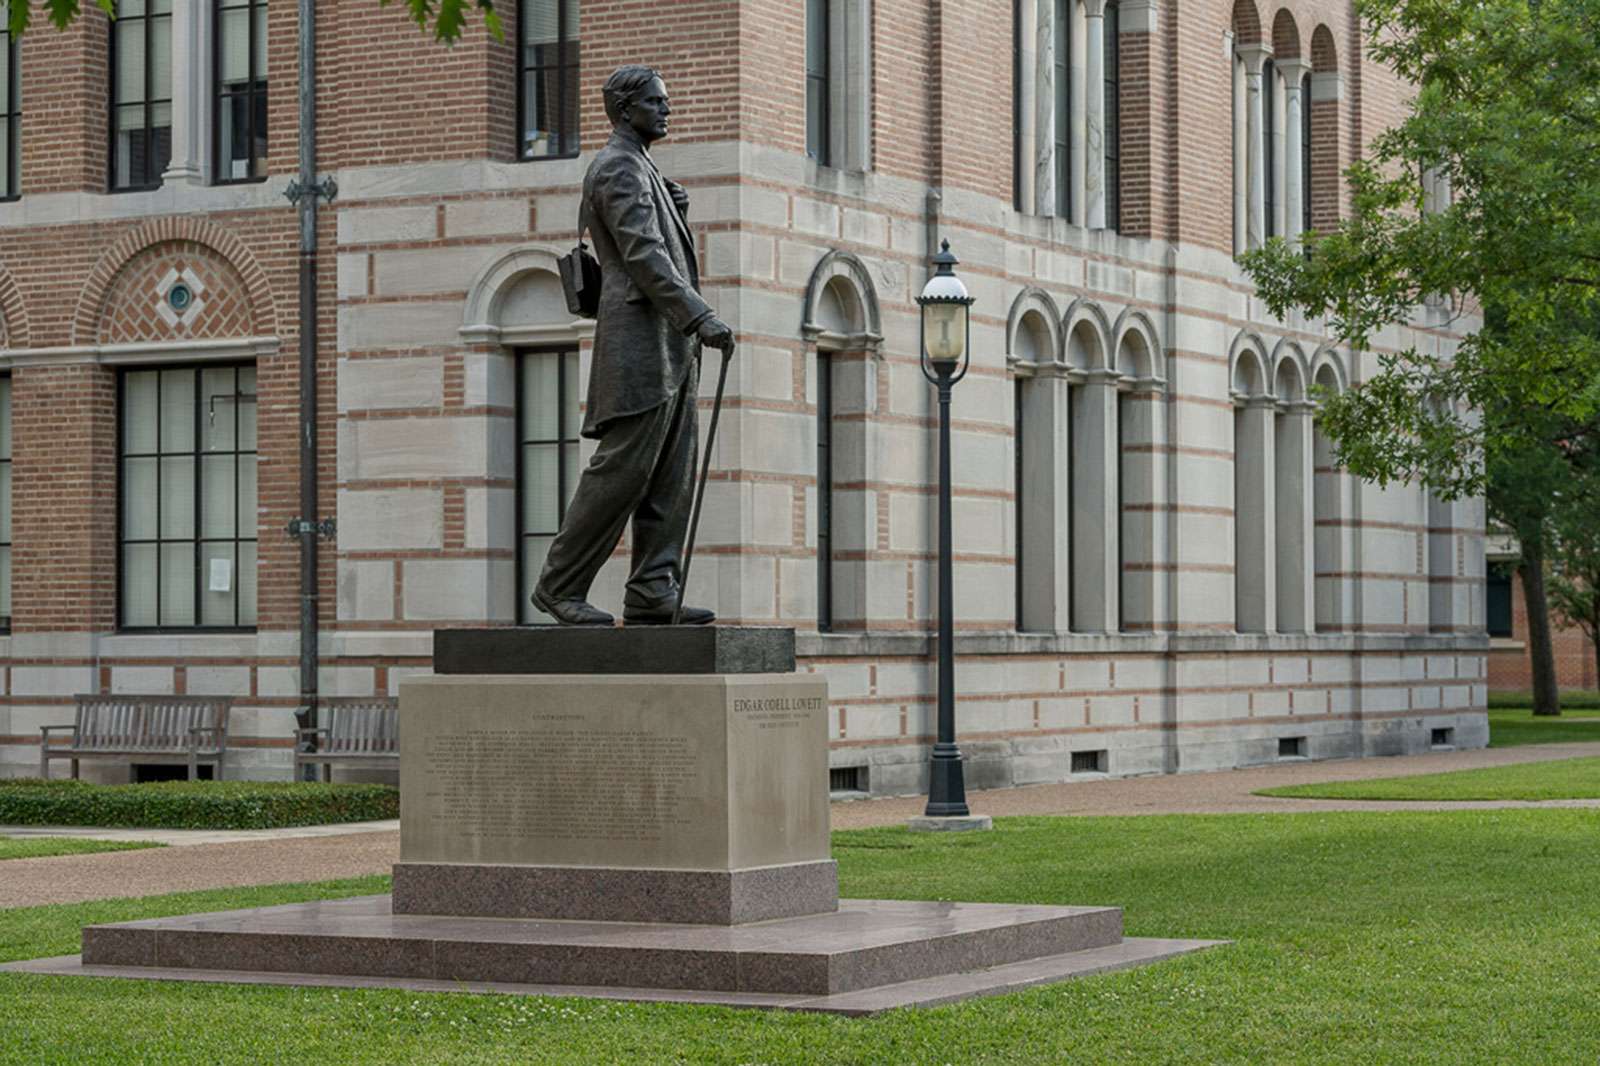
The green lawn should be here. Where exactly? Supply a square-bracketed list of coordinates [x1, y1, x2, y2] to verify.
[1488, 706, 1600, 747]
[0, 836, 160, 861]
[3, 813, 1600, 1064]
[1256, 756, 1600, 801]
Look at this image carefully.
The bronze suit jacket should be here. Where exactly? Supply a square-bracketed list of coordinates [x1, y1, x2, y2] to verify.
[580, 127, 713, 439]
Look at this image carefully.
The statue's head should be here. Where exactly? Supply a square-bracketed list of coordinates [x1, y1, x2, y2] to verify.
[604, 65, 670, 143]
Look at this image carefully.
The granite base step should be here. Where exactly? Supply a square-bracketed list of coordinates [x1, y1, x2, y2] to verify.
[6, 936, 1225, 1015]
[72, 894, 1129, 997]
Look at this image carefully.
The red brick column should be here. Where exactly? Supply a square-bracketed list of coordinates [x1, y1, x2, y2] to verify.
[11, 364, 118, 632]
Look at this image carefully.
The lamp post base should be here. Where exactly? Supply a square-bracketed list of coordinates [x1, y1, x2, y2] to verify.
[908, 814, 993, 833]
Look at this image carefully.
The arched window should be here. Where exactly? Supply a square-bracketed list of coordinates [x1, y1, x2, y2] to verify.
[1114, 316, 1163, 630]
[1009, 294, 1066, 632]
[1262, 57, 1276, 240]
[1312, 359, 1345, 631]
[1067, 312, 1118, 632]
[1054, 0, 1071, 217]
[806, 0, 830, 164]
[1301, 71, 1312, 235]
[519, 0, 579, 160]
[804, 253, 882, 632]
[1272, 352, 1312, 633]
[1232, 339, 1271, 632]
[517, 346, 581, 624]
[1230, 0, 1268, 253]
[1308, 25, 1340, 234]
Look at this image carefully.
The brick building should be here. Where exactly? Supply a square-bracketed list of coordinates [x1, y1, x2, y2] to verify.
[1485, 538, 1598, 693]
[0, 0, 1487, 792]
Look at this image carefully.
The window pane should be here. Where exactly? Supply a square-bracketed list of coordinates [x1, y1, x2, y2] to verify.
[237, 455, 257, 536]
[521, 354, 560, 440]
[149, 0, 171, 13]
[220, 5, 249, 83]
[523, 0, 558, 45]
[562, 351, 579, 425]
[521, 443, 560, 532]
[116, 20, 145, 105]
[124, 371, 159, 453]
[159, 455, 194, 538]
[238, 540, 257, 625]
[806, 0, 825, 77]
[159, 369, 194, 451]
[252, 2, 266, 74]
[523, 71, 556, 158]
[117, 0, 146, 23]
[122, 457, 158, 539]
[522, 536, 554, 622]
[159, 542, 194, 626]
[0, 462, 10, 543]
[122, 544, 157, 626]
[251, 85, 267, 173]
[200, 542, 236, 626]
[201, 366, 237, 450]
[150, 14, 171, 98]
[201, 454, 235, 538]
[0, 376, 12, 460]
[238, 368, 258, 449]
[0, 40, 10, 116]
[561, 442, 579, 512]
[0, 121, 10, 199]
[0, 545, 11, 620]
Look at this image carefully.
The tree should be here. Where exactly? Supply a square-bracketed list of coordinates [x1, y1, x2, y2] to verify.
[1241, 0, 1600, 500]
[1240, 0, 1600, 716]
[8, 0, 501, 41]
[1548, 467, 1600, 692]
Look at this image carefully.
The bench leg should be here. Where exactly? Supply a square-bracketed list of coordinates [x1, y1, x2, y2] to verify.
[71, 759, 80, 780]
[323, 762, 332, 784]
[38, 751, 47, 780]
[187, 753, 197, 780]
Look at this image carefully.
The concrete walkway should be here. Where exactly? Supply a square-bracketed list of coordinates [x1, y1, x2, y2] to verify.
[2, 742, 1595, 909]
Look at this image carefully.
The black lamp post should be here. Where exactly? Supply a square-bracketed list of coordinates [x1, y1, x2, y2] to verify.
[918, 240, 975, 819]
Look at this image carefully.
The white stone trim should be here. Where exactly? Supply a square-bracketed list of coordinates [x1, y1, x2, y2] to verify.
[0, 335, 280, 368]
[1309, 71, 1343, 103]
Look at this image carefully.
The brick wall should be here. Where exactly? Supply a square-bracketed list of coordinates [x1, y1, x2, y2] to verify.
[1487, 569, 1599, 692]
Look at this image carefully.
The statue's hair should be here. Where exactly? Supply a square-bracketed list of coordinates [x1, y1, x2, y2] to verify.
[603, 65, 663, 126]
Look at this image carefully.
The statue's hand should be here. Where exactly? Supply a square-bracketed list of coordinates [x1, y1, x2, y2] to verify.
[665, 178, 691, 217]
[697, 317, 735, 354]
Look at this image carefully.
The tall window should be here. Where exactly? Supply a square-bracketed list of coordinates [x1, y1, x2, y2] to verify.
[0, 375, 11, 630]
[1261, 57, 1276, 239]
[120, 366, 258, 629]
[519, 0, 578, 160]
[1104, 0, 1119, 229]
[1301, 71, 1312, 235]
[110, 0, 173, 191]
[214, 0, 266, 182]
[0, 7, 18, 202]
[816, 351, 833, 631]
[805, 0, 830, 164]
[1011, 0, 1022, 211]
[517, 349, 580, 623]
[1486, 562, 1514, 638]
[1054, 0, 1070, 217]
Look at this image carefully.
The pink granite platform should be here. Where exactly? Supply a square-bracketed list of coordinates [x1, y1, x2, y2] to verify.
[2, 894, 1224, 1014]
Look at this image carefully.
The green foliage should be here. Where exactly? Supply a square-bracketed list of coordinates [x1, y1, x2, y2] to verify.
[0, 836, 160, 861]
[1256, 755, 1600, 801]
[11, 0, 497, 41]
[0, 779, 398, 830]
[1488, 690, 1600, 710]
[4, 815, 1600, 1062]
[1240, 0, 1600, 497]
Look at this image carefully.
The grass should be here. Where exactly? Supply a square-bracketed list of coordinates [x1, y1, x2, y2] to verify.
[3, 812, 1600, 1064]
[0, 836, 161, 861]
[1256, 756, 1600, 802]
[1488, 706, 1600, 747]
[0, 779, 398, 830]
[1488, 689, 1600, 710]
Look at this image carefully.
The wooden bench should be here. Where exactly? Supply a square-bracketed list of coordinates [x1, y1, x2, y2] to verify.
[295, 699, 400, 782]
[39, 695, 233, 781]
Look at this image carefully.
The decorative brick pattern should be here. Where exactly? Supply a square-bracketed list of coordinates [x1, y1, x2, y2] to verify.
[96, 241, 255, 344]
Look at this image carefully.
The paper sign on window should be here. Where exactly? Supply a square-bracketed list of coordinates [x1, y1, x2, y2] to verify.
[209, 558, 232, 593]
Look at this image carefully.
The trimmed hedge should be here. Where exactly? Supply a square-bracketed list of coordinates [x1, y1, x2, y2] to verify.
[1488, 690, 1600, 710]
[0, 779, 398, 830]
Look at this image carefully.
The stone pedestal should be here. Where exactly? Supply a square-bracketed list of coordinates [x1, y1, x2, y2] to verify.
[15, 627, 1223, 1014]
[392, 671, 836, 924]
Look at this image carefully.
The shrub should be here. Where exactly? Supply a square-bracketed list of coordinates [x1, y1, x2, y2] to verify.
[0, 779, 398, 830]
[1488, 690, 1600, 710]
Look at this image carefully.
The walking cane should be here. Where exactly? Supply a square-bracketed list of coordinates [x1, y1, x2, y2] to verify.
[672, 342, 735, 625]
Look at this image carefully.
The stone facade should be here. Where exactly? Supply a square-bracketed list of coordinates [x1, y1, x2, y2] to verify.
[0, 0, 1487, 791]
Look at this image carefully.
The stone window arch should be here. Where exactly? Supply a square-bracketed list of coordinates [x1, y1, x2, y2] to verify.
[1064, 299, 1118, 631]
[802, 251, 881, 632]
[1308, 25, 1341, 233]
[1230, 0, 1268, 253]
[460, 245, 597, 624]
[1008, 289, 1068, 632]
[1112, 308, 1165, 631]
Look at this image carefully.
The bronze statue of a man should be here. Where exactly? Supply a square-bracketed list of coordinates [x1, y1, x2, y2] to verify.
[532, 65, 735, 627]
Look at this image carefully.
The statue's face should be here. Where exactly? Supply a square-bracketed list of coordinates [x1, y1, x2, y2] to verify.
[626, 76, 672, 144]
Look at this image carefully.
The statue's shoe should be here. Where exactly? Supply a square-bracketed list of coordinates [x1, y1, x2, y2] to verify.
[532, 586, 615, 627]
[623, 602, 716, 626]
